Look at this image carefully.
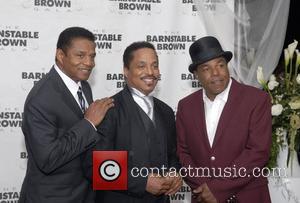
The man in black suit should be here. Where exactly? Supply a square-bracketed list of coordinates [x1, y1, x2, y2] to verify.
[20, 27, 114, 203]
[94, 41, 182, 202]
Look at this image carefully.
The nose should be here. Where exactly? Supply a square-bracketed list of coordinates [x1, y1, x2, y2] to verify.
[211, 66, 220, 75]
[145, 66, 154, 75]
[84, 56, 95, 67]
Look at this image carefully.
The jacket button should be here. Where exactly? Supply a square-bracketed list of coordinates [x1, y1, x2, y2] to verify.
[210, 156, 216, 161]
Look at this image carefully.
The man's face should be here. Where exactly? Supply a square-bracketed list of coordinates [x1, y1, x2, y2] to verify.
[194, 57, 230, 100]
[56, 37, 96, 82]
[124, 48, 160, 95]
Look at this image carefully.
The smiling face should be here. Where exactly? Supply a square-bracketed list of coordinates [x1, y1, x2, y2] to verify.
[56, 37, 96, 82]
[194, 56, 230, 100]
[124, 47, 159, 95]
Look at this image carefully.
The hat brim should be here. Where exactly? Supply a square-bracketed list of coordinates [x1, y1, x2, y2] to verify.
[188, 51, 232, 73]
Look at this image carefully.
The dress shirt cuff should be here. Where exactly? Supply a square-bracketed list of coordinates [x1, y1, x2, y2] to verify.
[84, 118, 97, 131]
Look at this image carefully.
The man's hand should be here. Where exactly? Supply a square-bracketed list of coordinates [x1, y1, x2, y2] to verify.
[146, 173, 172, 196]
[164, 173, 183, 195]
[193, 183, 217, 203]
[84, 97, 114, 126]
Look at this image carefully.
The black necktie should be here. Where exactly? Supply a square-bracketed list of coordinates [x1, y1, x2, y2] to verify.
[77, 86, 86, 113]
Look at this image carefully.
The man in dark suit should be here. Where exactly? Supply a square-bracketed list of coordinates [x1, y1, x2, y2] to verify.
[20, 27, 114, 203]
[176, 36, 272, 203]
[94, 41, 182, 202]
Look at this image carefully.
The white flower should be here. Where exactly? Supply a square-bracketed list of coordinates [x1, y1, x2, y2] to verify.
[296, 49, 300, 68]
[271, 104, 283, 116]
[268, 80, 279, 90]
[275, 127, 284, 136]
[269, 74, 276, 81]
[288, 40, 298, 59]
[267, 74, 279, 90]
[284, 49, 289, 67]
[289, 97, 300, 110]
[256, 66, 266, 85]
[296, 74, 300, 84]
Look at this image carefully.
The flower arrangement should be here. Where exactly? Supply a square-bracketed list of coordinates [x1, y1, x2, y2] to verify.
[257, 40, 300, 169]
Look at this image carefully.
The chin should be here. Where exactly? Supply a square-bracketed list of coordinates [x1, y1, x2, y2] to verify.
[142, 88, 154, 95]
[214, 89, 225, 94]
[147, 86, 156, 92]
[79, 75, 91, 81]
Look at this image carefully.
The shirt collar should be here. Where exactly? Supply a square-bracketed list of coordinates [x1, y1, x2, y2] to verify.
[54, 64, 82, 96]
[203, 78, 232, 103]
[128, 86, 153, 98]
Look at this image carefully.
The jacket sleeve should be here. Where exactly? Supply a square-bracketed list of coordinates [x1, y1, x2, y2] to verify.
[23, 100, 99, 174]
[167, 109, 181, 171]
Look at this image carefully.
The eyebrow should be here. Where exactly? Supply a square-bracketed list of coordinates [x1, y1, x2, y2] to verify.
[216, 58, 226, 63]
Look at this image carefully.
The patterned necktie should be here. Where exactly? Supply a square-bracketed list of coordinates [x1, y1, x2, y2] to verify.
[77, 86, 86, 113]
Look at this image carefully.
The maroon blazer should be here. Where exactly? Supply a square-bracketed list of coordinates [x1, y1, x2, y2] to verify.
[176, 79, 272, 203]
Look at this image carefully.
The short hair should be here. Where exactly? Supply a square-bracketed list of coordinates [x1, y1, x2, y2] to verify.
[56, 27, 95, 53]
[123, 41, 156, 68]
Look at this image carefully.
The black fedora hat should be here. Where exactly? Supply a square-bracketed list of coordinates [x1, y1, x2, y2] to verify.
[188, 36, 232, 73]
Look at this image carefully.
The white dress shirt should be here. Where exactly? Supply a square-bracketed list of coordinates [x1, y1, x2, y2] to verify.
[203, 78, 232, 147]
[130, 87, 154, 121]
[54, 64, 88, 109]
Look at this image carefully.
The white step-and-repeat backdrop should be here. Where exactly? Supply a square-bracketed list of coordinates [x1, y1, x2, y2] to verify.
[5, 0, 290, 202]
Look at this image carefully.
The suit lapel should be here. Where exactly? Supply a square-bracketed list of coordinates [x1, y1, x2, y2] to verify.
[122, 86, 151, 131]
[50, 67, 84, 118]
[193, 90, 212, 151]
[121, 86, 150, 161]
[153, 99, 165, 133]
[212, 79, 242, 148]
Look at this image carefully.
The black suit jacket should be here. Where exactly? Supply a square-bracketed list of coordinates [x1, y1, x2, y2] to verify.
[93, 86, 179, 203]
[20, 67, 99, 203]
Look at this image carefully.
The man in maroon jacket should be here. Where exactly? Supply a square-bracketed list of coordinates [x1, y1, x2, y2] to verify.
[176, 36, 272, 203]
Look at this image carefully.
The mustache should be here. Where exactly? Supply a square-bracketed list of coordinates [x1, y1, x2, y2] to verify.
[78, 67, 93, 71]
[141, 75, 158, 80]
[210, 77, 223, 82]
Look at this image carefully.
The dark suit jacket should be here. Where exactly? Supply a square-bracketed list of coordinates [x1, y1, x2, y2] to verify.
[20, 67, 99, 203]
[176, 79, 272, 203]
[94, 86, 180, 203]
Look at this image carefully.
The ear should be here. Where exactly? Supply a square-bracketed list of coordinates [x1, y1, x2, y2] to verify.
[193, 71, 198, 78]
[123, 66, 129, 78]
[56, 49, 65, 65]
